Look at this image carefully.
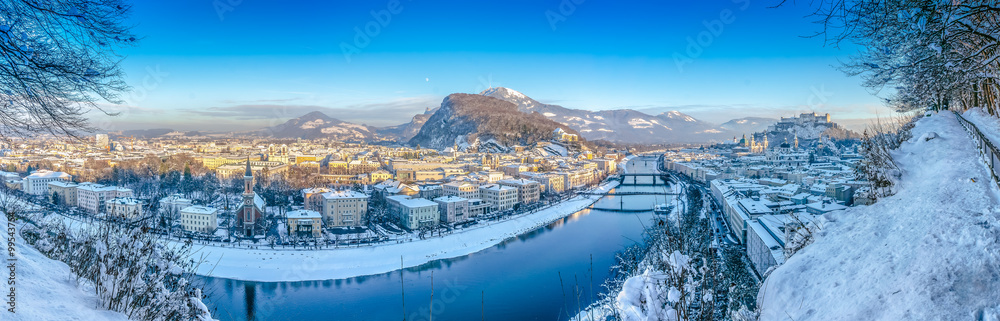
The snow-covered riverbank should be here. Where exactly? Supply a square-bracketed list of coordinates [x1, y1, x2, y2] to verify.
[187, 179, 621, 282]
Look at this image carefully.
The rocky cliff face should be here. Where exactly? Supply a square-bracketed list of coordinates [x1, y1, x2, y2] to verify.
[409, 93, 582, 150]
[377, 113, 432, 142]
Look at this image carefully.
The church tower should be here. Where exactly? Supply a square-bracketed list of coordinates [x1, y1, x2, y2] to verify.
[763, 135, 769, 151]
[794, 134, 799, 150]
[243, 158, 253, 203]
[239, 157, 259, 236]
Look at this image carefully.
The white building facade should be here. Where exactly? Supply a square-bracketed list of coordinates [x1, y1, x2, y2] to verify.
[386, 195, 440, 229]
[479, 184, 517, 211]
[105, 197, 144, 219]
[47, 181, 78, 206]
[23, 170, 71, 195]
[180, 205, 219, 233]
[321, 190, 369, 227]
[433, 195, 469, 223]
[77, 183, 133, 214]
[443, 181, 480, 200]
[498, 179, 541, 204]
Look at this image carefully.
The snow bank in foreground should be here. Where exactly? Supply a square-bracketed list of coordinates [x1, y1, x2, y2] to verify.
[759, 112, 1000, 320]
[187, 180, 620, 282]
[963, 108, 1000, 146]
[3, 211, 128, 320]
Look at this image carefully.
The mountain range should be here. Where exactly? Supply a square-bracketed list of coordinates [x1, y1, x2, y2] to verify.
[120, 87, 844, 147]
[259, 111, 379, 141]
[480, 87, 730, 144]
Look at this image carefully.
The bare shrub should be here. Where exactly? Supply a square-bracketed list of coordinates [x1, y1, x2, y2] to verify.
[855, 114, 919, 201]
[13, 196, 215, 321]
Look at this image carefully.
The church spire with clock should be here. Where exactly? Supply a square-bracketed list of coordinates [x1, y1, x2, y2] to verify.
[237, 157, 265, 236]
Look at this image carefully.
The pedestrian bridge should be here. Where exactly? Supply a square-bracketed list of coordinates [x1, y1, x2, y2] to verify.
[587, 207, 652, 213]
[617, 173, 672, 186]
[578, 191, 679, 196]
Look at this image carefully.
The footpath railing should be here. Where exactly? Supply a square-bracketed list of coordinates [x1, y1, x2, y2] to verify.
[953, 111, 1000, 190]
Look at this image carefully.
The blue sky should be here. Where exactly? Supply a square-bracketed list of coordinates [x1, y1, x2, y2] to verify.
[99, 0, 893, 132]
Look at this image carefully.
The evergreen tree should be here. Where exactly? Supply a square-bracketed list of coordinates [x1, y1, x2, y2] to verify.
[183, 163, 192, 180]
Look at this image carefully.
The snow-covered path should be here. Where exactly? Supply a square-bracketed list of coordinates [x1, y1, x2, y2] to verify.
[759, 112, 1000, 320]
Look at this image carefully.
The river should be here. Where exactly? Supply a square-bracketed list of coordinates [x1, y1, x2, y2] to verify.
[199, 157, 671, 321]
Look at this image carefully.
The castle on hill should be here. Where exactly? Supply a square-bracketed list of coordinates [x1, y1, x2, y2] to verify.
[767, 112, 836, 133]
[727, 112, 845, 156]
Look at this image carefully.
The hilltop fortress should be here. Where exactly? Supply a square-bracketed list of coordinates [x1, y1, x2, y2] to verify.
[767, 112, 836, 133]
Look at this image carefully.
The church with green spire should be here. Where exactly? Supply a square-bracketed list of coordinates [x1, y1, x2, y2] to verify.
[236, 157, 267, 237]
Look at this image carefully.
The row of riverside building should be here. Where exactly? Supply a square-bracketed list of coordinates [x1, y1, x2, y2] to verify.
[299, 177, 545, 232]
[28, 170, 145, 219]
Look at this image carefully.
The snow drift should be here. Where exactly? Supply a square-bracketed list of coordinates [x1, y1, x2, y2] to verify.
[758, 112, 1000, 320]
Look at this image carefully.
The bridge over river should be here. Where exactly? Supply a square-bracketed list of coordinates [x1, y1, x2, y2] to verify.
[591, 161, 676, 212]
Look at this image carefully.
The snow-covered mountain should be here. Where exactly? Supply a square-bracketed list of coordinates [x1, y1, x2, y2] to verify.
[409, 93, 582, 151]
[480, 87, 729, 143]
[261, 111, 378, 141]
[720, 117, 778, 135]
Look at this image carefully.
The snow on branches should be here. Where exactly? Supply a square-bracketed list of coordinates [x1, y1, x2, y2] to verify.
[19, 210, 217, 321]
[799, 1, 1000, 115]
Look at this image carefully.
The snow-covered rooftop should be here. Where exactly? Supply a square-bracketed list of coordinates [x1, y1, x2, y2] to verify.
[77, 183, 117, 192]
[737, 198, 772, 215]
[321, 190, 368, 199]
[479, 184, 516, 192]
[301, 187, 332, 194]
[387, 195, 437, 208]
[26, 170, 71, 179]
[181, 205, 218, 215]
[804, 201, 847, 213]
[433, 195, 468, 203]
[498, 178, 540, 186]
[106, 197, 141, 205]
[287, 209, 321, 219]
[47, 181, 77, 188]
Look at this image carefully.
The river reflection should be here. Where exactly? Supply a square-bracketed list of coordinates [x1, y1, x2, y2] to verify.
[199, 159, 670, 321]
